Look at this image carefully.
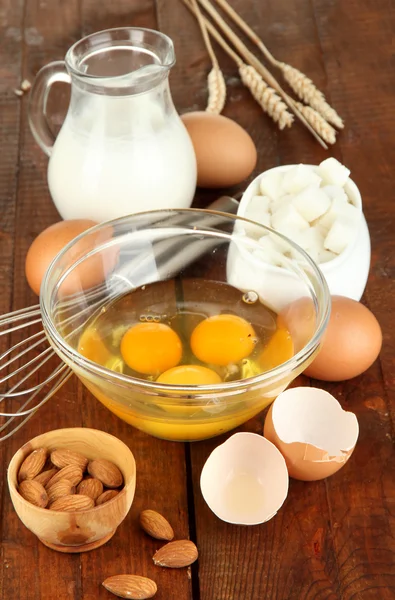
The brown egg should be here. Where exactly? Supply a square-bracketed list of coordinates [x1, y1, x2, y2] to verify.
[25, 220, 118, 296]
[181, 111, 257, 188]
[264, 387, 359, 481]
[278, 296, 317, 353]
[304, 296, 382, 381]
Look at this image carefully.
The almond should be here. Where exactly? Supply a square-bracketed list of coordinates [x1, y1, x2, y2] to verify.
[50, 448, 88, 471]
[33, 468, 58, 487]
[77, 477, 103, 500]
[102, 575, 157, 599]
[96, 490, 119, 506]
[18, 480, 48, 508]
[139, 510, 174, 541]
[50, 494, 94, 512]
[18, 447, 48, 482]
[47, 479, 76, 504]
[153, 540, 198, 568]
[87, 459, 123, 488]
[46, 465, 83, 488]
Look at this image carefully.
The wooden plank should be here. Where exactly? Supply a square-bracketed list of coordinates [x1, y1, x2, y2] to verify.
[182, 0, 341, 598]
[312, 0, 395, 598]
[1, 0, 84, 596]
[0, 1, 25, 599]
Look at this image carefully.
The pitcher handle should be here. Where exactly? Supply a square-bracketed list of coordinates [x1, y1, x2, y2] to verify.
[28, 61, 71, 157]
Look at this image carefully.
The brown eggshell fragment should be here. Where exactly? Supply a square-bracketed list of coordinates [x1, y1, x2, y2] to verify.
[264, 387, 359, 481]
[181, 112, 257, 188]
[303, 296, 382, 381]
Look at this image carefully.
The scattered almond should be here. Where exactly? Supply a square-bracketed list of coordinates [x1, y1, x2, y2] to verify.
[46, 465, 83, 488]
[33, 468, 58, 487]
[87, 458, 123, 488]
[96, 489, 119, 506]
[153, 540, 198, 568]
[77, 477, 103, 500]
[50, 448, 88, 471]
[18, 480, 48, 508]
[50, 494, 94, 512]
[18, 448, 48, 482]
[140, 510, 174, 541]
[47, 479, 76, 504]
[103, 575, 157, 599]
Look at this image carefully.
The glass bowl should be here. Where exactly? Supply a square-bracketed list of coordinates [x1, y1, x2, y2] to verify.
[41, 209, 330, 442]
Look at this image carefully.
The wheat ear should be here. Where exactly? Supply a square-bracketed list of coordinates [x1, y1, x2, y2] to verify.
[206, 66, 226, 114]
[196, 0, 328, 148]
[295, 103, 336, 145]
[281, 64, 343, 129]
[190, 0, 226, 114]
[239, 64, 293, 130]
[183, 0, 294, 130]
[212, 0, 343, 129]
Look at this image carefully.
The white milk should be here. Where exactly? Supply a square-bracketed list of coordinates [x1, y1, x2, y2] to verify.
[47, 85, 197, 222]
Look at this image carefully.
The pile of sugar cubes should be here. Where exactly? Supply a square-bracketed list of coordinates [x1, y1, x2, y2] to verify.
[243, 158, 360, 265]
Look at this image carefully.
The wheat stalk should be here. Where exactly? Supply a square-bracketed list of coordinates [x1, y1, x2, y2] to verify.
[196, 0, 328, 148]
[281, 64, 343, 129]
[190, 0, 226, 113]
[183, 0, 294, 130]
[212, 0, 343, 129]
[295, 102, 336, 145]
[239, 64, 293, 130]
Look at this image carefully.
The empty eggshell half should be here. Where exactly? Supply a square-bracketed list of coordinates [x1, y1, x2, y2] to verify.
[264, 387, 359, 481]
[200, 432, 288, 525]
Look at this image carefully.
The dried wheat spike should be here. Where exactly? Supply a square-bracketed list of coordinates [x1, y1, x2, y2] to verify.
[239, 64, 294, 130]
[295, 102, 336, 145]
[280, 63, 344, 129]
[206, 66, 227, 114]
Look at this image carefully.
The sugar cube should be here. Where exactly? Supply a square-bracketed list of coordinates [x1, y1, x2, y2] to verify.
[298, 226, 325, 252]
[292, 186, 331, 223]
[318, 158, 350, 187]
[259, 171, 283, 200]
[317, 196, 349, 230]
[281, 165, 322, 195]
[268, 230, 293, 253]
[271, 204, 310, 235]
[318, 249, 337, 264]
[324, 218, 358, 254]
[322, 185, 348, 203]
[271, 194, 293, 215]
[258, 234, 280, 253]
[244, 195, 271, 224]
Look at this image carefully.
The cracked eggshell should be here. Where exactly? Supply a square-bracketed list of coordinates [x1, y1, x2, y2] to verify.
[200, 432, 288, 525]
[264, 387, 359, 481]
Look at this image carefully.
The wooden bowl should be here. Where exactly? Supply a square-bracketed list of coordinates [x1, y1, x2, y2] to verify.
[7, 427, 136, 553]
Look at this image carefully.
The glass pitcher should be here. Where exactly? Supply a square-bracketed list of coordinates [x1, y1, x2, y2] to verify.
[29, 28, 197, 223]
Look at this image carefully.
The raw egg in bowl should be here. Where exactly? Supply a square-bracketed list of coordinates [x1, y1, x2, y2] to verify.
[41, 209, 330, 441]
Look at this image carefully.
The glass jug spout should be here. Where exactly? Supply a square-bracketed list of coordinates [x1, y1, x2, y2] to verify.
[66, 28, 176, 95]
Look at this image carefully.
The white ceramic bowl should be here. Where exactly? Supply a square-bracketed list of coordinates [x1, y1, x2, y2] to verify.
[237, 165, 371, 301]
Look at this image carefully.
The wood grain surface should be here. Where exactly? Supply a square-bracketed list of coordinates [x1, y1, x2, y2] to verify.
[0, 0, 394, 599]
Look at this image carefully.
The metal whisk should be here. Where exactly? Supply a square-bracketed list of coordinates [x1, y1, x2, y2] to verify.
[0, 198, 240, 441]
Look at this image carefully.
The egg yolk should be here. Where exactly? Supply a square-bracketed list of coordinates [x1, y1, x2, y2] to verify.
[190, 314, 256, 366]
[259, 326, 294, 371]
[157, 365, 222, 386]
[120, 322, 182, 375]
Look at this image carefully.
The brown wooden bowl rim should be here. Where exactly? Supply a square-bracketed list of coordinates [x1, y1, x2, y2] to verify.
[7, 427, 136, 516]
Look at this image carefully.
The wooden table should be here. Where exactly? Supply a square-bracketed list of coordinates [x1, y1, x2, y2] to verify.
[1, 0, 394, 598]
